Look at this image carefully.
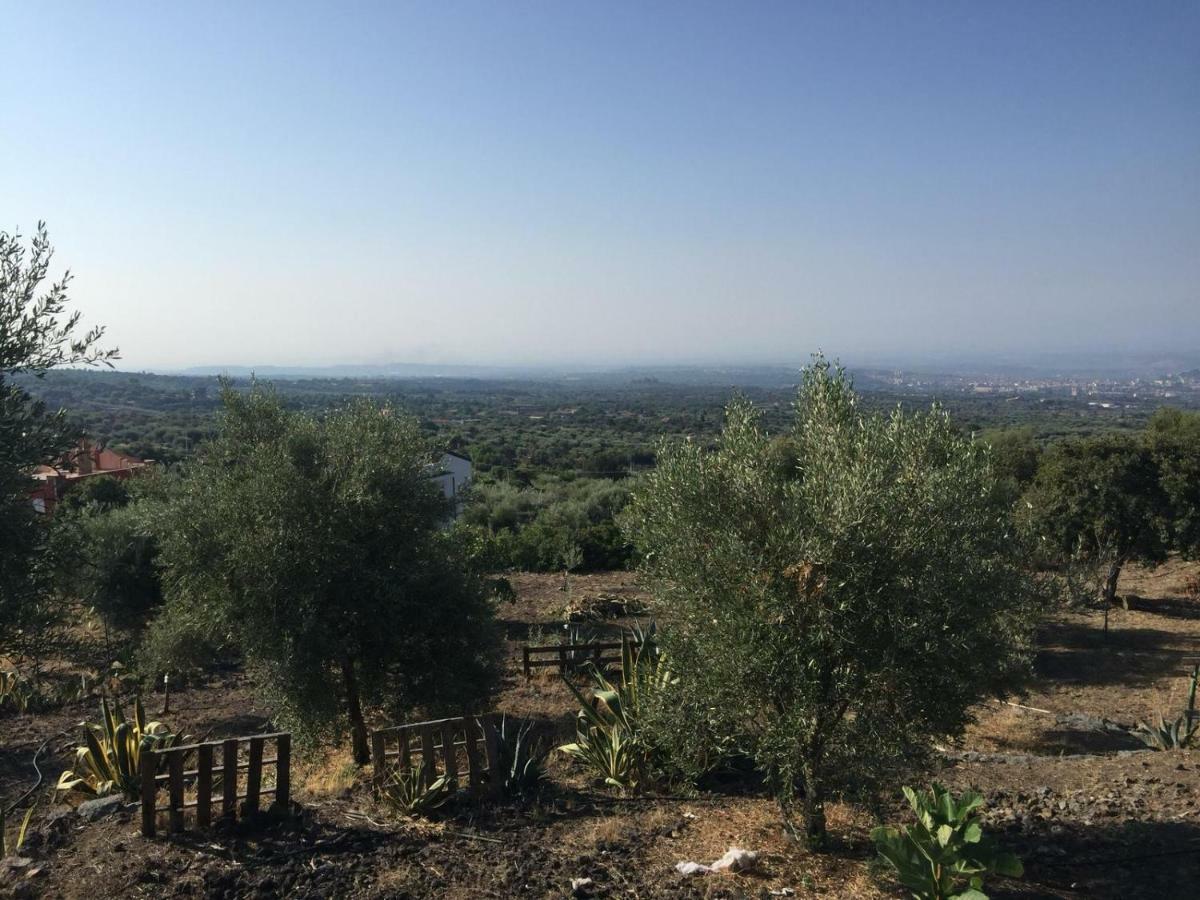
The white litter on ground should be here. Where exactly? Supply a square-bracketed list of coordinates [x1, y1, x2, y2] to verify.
[675, 847, 759, 876]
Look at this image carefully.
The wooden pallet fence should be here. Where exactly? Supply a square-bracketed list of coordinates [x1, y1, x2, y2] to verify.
[141, 732, 290, 837]
[370, 714, 500, 797]
[522, 640, 647, 677]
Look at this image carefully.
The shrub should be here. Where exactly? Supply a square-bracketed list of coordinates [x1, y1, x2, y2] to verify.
[872, 784, 1022, 900]
[623, 359, 1040, 844]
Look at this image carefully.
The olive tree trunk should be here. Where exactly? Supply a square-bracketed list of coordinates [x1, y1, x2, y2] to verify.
[340, 655, 370, 765]
[1101, 558, 1125, 607]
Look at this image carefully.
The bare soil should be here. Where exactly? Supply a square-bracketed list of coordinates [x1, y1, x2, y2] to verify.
[3, 561, 1199, 899]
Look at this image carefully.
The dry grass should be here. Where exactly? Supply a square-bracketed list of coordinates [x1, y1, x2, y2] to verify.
[297, 745, 363, 800]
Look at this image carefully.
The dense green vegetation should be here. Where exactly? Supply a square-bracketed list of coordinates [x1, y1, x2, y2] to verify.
[18, 362, 1198, 576]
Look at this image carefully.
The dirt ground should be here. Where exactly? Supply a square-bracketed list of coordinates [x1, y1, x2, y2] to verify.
[2, 561, 1199, 899]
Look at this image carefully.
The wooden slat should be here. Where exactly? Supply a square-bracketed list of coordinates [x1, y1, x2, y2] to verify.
[244, 737, 264, 815]
[153, 757, 279, 783]
[441, 722, 459, 785]
[222, 739, 238, 818]
[371, 716, 472, 735]
[168, 749, 185, 833]
[156, 788, 276, 812]
[166, 733, 290, 755]
[141, 749, 157, 837]
[524, 641, 641, 653]
[480, 715, 501, 797]
[371, 730, 386, 791]
[420, 726, 437, 788]
[196, 745, 213, 827]
[275, 734, 290, 811]
[462, 715, 482, 791]
[399, 727, 412, 775]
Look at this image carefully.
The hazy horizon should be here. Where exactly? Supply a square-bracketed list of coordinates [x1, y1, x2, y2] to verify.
[4, 2, 1197, 371]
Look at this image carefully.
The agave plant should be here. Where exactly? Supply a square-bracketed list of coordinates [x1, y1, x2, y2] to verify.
[56, 696, 187, 800]
[0, 669, 36, 714]
[872, 783, 1022, 900]
[1133, 713, 1198, 750]
[0, 805, 35, 857]
[1133, 664, 1198, 750]
[558, 637, 674, 792]
[381, 763, 454, 817]
[494, 714, 551, 798]
[562, 623, 603, 671]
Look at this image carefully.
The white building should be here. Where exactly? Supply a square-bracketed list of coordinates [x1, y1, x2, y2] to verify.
[430, 451, 472, 516]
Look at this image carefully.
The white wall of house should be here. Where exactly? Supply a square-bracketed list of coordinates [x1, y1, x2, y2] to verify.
[431, 452, 472, 513]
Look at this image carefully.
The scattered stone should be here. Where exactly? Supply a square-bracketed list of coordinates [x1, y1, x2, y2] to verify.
[75, 795, 125, 821]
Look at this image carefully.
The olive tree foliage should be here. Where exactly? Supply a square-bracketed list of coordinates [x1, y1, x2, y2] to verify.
[1022, 410, 1200, 607]
[1145, 408, 1200, 563]
[48, 475, 170, 647]
[146, 384, 500, 762]
[1, 223, 117, 655]
[1021, 435, 1172, 606]
[623, 360, 1038, 845]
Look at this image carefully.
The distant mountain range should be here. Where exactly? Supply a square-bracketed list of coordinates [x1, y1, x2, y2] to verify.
[173, 350, 1200, 385]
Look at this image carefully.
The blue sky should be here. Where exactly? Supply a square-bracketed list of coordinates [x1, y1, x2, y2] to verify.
[2, 1, 1197, 369]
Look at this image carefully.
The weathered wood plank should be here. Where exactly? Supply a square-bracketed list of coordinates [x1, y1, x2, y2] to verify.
[244, 737, 264, 815]
[222, 739, 238, 818]
[196, 744, 213, 827]
[168, 749, 184, 833]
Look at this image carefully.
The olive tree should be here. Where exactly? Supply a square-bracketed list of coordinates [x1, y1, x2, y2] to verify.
[623, 360, 1038, 845]
[1022, 435, 1171, 605]
[1, 223, 116, 654]
[148, 384, 500, 762]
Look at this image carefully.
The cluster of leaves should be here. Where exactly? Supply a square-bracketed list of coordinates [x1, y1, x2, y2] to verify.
[872, 784, 1022, 900]
[56, 696, 188, 800]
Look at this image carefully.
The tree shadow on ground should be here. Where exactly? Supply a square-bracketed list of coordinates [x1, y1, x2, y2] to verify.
[1121, 594, 1200, 621]
[1035, 621, 1193, 688]
[993, 818, 1200, 899]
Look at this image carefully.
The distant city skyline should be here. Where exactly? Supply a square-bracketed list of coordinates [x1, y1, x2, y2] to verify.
[4, 2, 1197, 370]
